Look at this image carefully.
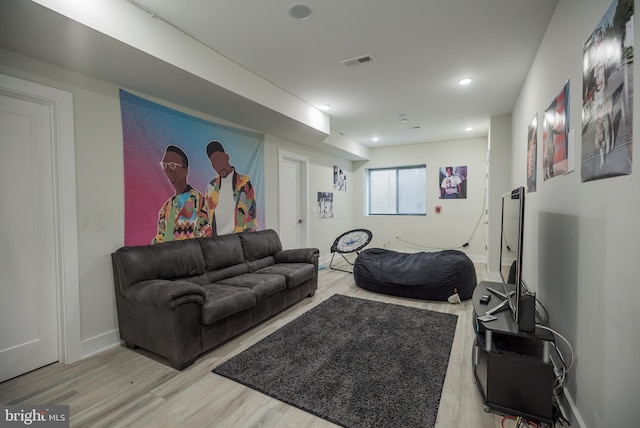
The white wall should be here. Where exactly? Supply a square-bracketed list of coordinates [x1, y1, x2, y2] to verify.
[0, 49, 126, 352]
[511, 0, 639, 426]
[0, 47, 354, 355]
[263, 134, 356, 264]
[0, 42, 489, 358]
[9, 2, 634, 423]
[486, 114, 513, 279]
[353, 138, 489, 261]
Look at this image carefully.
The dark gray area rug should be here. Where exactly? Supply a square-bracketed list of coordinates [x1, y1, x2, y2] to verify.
[213, 294, 459, 428]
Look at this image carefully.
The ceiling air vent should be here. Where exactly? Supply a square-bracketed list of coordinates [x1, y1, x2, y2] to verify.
[340, 54, 375, 67]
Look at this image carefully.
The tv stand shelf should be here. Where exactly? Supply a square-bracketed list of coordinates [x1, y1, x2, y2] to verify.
[472, 281, 555, 424]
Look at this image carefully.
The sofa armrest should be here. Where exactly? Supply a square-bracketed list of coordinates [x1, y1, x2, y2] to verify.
[274, 248, 319, 264]
[122, 280, 205, 309]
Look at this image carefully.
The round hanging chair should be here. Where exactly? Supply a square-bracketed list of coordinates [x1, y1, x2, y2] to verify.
[329, 229, 373, 273]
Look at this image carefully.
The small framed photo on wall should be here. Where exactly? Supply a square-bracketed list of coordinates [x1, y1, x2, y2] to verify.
[439, 166, 467, 199]
[333, 166, 347, 191]
[318, 192, 334, 218]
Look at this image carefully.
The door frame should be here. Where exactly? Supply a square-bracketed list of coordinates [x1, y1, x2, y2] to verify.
[0, 73, 81, 364]
[278, 149, 309, 247]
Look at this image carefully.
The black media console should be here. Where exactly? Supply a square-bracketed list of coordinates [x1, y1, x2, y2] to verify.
[472, 281, 555, 424]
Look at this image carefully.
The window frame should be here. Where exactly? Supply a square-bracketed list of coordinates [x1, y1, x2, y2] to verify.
[367, 164, 427, 216]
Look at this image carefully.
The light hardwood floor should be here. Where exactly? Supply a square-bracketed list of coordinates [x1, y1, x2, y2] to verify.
[0, 260, 502, 428]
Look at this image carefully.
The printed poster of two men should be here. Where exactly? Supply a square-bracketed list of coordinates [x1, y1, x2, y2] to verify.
[120, 90, 265, 246]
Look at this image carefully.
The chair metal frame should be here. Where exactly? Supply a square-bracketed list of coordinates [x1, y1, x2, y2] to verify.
[329, 229, 373, 273]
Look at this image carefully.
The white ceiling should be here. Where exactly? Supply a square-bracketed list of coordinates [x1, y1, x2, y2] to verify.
[129, 0, 558, 147]
[0, 0, 558, 150]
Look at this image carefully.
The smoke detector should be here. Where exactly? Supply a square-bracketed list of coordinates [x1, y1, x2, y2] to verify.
[288, 4, 312, 20]
[340, 54, 375, 67]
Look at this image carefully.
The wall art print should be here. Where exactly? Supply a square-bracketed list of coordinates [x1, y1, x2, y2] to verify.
[317, 192, 334, 219]
[581, 0, 633, 182]
[527, 114, 538, 192]
[120, 90, 265, 246]
[439, 166, 467, 199]
[543, 81, 570, 180]
[333, 166, 347, 191]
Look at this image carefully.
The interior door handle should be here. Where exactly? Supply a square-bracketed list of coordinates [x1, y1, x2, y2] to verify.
[297, 219, 303, 224]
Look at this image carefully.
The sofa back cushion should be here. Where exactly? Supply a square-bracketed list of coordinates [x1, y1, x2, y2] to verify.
[239, 229, 282, 261]
[246, 256, 275, 272]
[205, 263, 249, 284]
[198, 234, 245, 270]
[112, 239, 205, 289]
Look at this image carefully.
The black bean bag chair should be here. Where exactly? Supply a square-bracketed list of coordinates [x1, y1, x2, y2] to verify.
[353, 248, 477, 301]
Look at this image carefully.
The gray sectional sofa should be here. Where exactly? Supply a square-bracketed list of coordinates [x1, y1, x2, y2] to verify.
[111, 229, 319, 369]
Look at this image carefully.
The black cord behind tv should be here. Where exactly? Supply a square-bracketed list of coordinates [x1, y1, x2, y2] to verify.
[485, 186, 527, 328]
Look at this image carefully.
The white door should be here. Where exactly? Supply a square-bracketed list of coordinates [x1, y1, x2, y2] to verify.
[279, 151, 309, 250]
[280, 158, 302, 249]
[0, 92, 59, 382]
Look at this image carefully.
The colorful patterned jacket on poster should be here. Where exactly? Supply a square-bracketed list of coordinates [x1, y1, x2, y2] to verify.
[152, 185, 211, 244]
[205, 170, 257, 234]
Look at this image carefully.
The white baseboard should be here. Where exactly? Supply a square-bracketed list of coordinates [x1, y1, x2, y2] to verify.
[318, 253, 333, 268]
[561, 388, 586, 428]
[466, 253, 487, 264]
[486, 272, 502, 282]
[81, 329, 121, 359]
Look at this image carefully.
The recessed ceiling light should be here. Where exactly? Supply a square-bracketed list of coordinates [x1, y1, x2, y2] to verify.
[458, 78, 473, 86]
[320, 104, 331, 110]
[372, 137, 379, 142]
[288, 3, 312, 20]
[465, 127, 474, 132]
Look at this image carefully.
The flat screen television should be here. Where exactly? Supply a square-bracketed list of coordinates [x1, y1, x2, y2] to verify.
[486, 186, 530, 329]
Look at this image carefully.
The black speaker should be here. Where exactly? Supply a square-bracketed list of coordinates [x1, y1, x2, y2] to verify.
[518, 293, 536, 332]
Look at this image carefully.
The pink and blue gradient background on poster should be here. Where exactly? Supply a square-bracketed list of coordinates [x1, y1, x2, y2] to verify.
[120, 90, 265, 246]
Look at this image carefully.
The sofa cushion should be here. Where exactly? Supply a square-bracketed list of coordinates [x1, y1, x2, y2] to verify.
[112, 240, 205, 288]
[124, 279, 205, 309]
[274, 248, 320, 264]
[174, 272, 210, 286]
[255, 263, 316, 288]
[239, 229, 282, 261]
[216, 273, 286, 301]
[205, 264, 250, 284]
[200, 284, 256, 325]
[246, 256, 275, 272]
[198, 234, 245, 270]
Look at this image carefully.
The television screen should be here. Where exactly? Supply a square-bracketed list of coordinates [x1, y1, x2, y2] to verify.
[500, 189, 523, 286]
[499, 187, 525, 324]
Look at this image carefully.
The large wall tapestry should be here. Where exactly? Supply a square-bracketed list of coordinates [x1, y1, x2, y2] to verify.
[120, 90, 265, 246]
[581, 0, 634, 182]
[543, 81, 570, 180]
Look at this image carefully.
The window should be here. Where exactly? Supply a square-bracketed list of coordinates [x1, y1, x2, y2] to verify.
[367, 165, 426, 215]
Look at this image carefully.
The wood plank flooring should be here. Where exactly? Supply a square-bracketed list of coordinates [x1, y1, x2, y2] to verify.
[0, 261, 502, 428]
